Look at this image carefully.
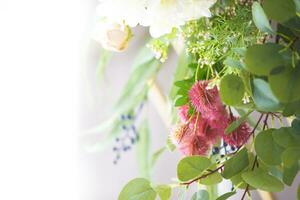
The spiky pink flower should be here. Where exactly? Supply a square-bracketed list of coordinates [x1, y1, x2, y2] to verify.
[178, 105, 189, 123]
[222, 117, 251, 147]
[179, 134, 210, 156]
[171, 123, 210, 156]
[188, 81, 225, 118]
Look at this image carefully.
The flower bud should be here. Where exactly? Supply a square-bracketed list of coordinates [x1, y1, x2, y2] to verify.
[93, 20, 132, 52]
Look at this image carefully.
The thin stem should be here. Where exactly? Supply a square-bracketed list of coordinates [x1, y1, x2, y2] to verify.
[180, 164, 224, 185]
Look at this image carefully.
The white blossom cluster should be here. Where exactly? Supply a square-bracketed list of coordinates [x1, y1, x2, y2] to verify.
[94, 0, 216, 51]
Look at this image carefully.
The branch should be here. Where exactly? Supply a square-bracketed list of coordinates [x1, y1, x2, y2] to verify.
[180, 164, 224, 186]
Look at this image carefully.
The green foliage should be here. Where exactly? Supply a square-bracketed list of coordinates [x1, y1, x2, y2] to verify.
[242, 168, 284, 192]
[154, 185, 171, 200]
[252, 2, 274, 34]
[281, 147, 300, 168]
[269, 65, 300, 103]
[225, 110, 253, 134]
[222, 148, 249, 179]
[136, 121, 151, 179]
[177, 156, 211, 182]
[199, 172, 223, 185]
[262, 0, 296, 23]
[220, 74, 245, 106]
[191, 190, 209, 200]
[215, 192, 236, 200]
[251, 79, 282, 112]
[245, 43, 286, 76]
[255, 129, 284, 166]
[118, 178, 157, 200]
[283, 163, 299, 186]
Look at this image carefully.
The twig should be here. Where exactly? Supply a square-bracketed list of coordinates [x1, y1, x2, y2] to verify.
[180, 164, 224, 185]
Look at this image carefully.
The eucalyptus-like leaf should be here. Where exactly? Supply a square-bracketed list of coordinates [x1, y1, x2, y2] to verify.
[262, 0, 296, 23]
[242, 169, 284, 192]
[252, 2, 274, 34]
[225, 110, 253, 135]
[118, 178, 157, 200]
[245, 43, 286, 76]
[281, 147, 300, 168]
[177, 156, 211, 182]
[255, 129, 284, 165]
[215, 192, 236, 200]
[283, 163, 299, 186]
[269, 65, 300, 103]
[251, 78, 282, 112]
[191, 190, 209, 200]
[222, 148, 249, 179]
[220, 74, 245, 106]
[154, 185, 171, 200]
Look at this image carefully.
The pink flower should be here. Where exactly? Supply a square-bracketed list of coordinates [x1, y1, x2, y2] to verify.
[178, 105, 189, 123]
[171, 123, 209, 156]
[222, 117, 251, 147]
[188, 81, 225, 118]
[179, 134, 210, 156]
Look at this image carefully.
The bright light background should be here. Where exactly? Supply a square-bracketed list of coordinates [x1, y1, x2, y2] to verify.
[0, 0, 299, 200]
[0, 0, 79, 200]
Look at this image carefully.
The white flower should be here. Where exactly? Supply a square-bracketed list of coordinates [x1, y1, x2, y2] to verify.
[92, 19, 132, 52]
[145, 0, 216, 38]
[96, 0, 148, 27]
[96, 0, 217, 38]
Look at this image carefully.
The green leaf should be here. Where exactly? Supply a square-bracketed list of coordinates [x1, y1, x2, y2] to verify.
[136, 121, 151, 179]
[283, 163, 299, 186]
[281, 147, 300, 168]
[154, 185, 171, 200]
[242, 169, 284, 192]
[269, 65, 300, 103]
[252, 2, 274, 34]
[199, 172, 223, 185]
[118, 178, 157, 200]
[169, 50, 191, 100]
[220, 74, 245, 106]
[245, 43, 286, 76]
[191, 190, 209, 200]
[151, 147, 166, 168]
[175, 96, 189, 107]
[255, 129, 284, 165]
[222, 148, 249, 179]
[272, 127, 300, 148]
[166, 137, 176, 152]
[177, 156, 211, 182]
[251, 79, 282, 112]
[223, 57, 244, 69]
[262, 0, 296, 23]
[215, 192, 236, 200]
[225, 110, 253, 135]
[283, 100, 300, 116]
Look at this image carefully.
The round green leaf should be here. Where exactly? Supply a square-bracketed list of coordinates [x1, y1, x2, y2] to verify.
[222, 148, 249, 179]
[191, 190, 209, 200]
[177, 156, 211, 182]
[252, 2, 274, 34]
[272, 127, 300, 148]
[283, 163, 299, 186]
[255, 129, 284, 165]
[118, 178, 157, 200]
[269, 65, 300, 103]
[199, 172, 223, 185]
[154, 185, 171, 200]
[220, 74, 245, 106]
[281, 147, 300, 168]
[251, 79, 282, 112]
[245, 43, 285, 76]
[242, 169, 284, 192]
[262, 0, 296, 23]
